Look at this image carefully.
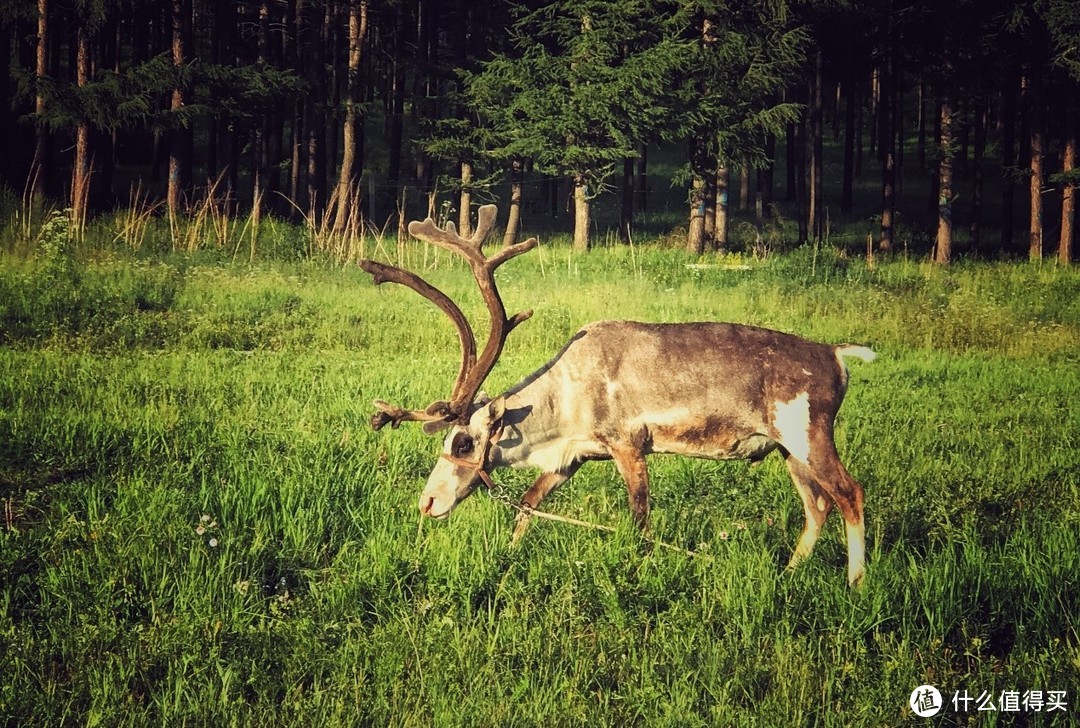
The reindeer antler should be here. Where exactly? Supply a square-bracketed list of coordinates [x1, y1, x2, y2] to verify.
[359, 205, 537, 433]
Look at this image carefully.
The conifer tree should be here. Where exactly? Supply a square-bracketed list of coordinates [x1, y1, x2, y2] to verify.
[419, 89, 502, 237]
[678, 0, 804, 254]
[466, 0, 685, 251]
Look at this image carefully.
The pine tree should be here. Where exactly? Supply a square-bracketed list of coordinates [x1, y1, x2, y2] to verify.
[466, 0, 685, 251]
[677, 0, 804, 254]
[419, 94, 502, 238]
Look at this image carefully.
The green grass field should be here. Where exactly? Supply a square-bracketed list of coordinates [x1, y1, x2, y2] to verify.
[1, 223, 1079, 725]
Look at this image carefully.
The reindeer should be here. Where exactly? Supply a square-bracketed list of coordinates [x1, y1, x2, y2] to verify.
[360, 205, 875, 585]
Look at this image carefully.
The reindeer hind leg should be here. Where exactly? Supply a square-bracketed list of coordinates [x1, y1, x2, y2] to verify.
[784, 454, 835, 571]
[803, 437, 867, 587]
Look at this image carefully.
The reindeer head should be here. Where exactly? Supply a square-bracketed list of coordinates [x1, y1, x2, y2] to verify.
[418, 396, 507, 518]
[359, 205, 535, 518]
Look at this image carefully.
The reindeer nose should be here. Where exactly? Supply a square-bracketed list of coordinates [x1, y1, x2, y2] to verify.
[420, 495, 435, 516]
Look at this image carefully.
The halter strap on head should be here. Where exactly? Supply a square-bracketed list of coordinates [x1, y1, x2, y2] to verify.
[440, 424, 503, 491]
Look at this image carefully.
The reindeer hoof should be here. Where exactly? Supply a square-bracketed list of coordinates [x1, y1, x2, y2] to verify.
[509, 510, 533, 547]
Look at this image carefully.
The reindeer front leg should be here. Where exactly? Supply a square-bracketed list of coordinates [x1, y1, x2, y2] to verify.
[509, 465, 580, 546]
[608, 444, 651, 530]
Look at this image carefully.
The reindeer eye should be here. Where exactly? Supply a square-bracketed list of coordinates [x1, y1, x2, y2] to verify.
[451, 433, 474, 458]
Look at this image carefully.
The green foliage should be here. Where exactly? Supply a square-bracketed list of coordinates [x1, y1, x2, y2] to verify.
[14, 49, 303, 138]
[1, 245, 1078, 725]
[1044, 0, 1080, 80]
[466, 0, 688, 189]
[194, 62, 307, 130]
[678, 0, 807, 181]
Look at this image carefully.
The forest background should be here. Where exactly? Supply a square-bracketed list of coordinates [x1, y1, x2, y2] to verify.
[1, 0, 1078, 261]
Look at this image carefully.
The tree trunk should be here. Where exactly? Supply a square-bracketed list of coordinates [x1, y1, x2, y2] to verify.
[880, 144, 895, 252]
[753, 169, 764, 229]
[785, 118, 797, 201]
[841, 72, 856, 213]
[795, 117, 807, 243]
[1018, 73, 1032, 171]
[620, 157, 634, 242]
[250, 0, 270, 232]
[544, 176, 558, 220]
[917, 76, 926, 168]
[268, 107, 284, 207]
[855, 79, 864, 178]
[894, 65, 904, 200]
[704, 160, 718, 244]
[1000, 78, 1017, 253]
[31, 0, 50, 202]
[332, 0, 367, 234]
[324, 0, 339, 211]
[869, 67, 878, 155]
[287, 0, 305, 207]
[739, 162, 750, 210]
[687, 172, 706, 255]
[832, 81, 842, 140]
[808, 48, 824, 241]
[925, 98, 938, 227]
[304, 0, 325, 213]
[687, 136, 706, 253]
[386, 1, 405, 192]
[1029, 124, 1044, 261]
[762, 133, 774, 210]
[935, 94, 953, 264]
[636, 143, 648, 214]
[219, 0, 239, 197]
[715, 165, 729, 251]
[168, 0, 190, 228]
[503, 157, 523, 247]
[1028, 69, 1043, 261]
[1061, 131, 1075, 264]
[258, 3, 278, 208]
[970, 99, 986, 252]
[878, 25, 895, 252]
[413, 0, 434, 194]
[71, 17, 92, 231]
[957, 98, 969, 177]
[573, 173, 590, 252]
[458, 161, 472, 237]
[207, 2, 223, 181]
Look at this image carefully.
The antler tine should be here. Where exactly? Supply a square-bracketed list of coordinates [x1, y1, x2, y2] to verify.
[358, 259, 477, 430]
[467, 204, 499, 249]
[488, 235, 539, 270]
[406, 218, 483, 263]
[370, 400, 457, 434]
[407, 206, 537, 273]
[444, 233, 538, 416]
[365, 205, 538, 429]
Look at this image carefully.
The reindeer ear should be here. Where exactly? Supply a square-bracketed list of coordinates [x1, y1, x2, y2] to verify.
[486, 397, 506, 432]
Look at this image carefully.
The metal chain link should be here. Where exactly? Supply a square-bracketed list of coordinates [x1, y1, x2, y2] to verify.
[481, 477, 529, 514]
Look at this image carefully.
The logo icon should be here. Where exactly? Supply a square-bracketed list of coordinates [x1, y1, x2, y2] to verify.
[910, 685, 943, 717]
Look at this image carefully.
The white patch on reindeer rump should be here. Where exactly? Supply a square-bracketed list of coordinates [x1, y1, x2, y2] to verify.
[772, 393, 811, 463]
